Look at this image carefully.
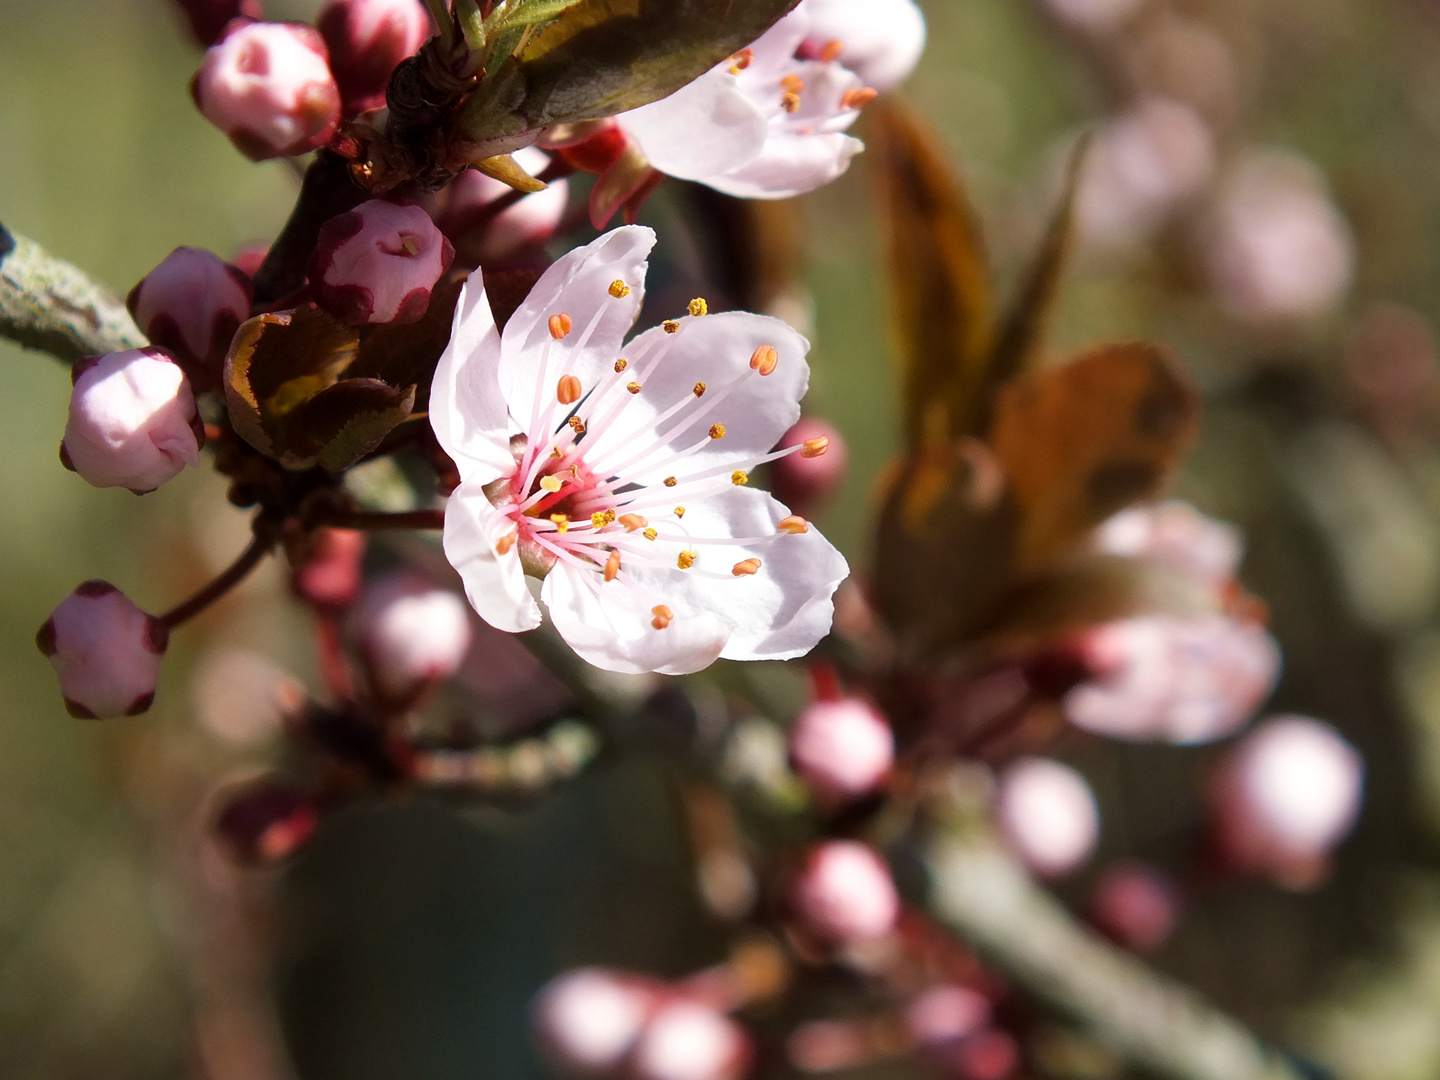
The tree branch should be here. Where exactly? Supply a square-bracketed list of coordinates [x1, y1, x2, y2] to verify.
[0, 224, 146, 363]
[925, 832, 1312, 1080]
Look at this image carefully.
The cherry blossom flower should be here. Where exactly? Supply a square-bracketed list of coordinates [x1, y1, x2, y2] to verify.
[1093, 500, 1243, 594]
[799, 0, 926, 92]
[609, 6, 870, 201]
[431, 226, 849, 676]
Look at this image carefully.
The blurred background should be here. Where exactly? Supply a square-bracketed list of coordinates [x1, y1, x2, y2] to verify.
[6, 0, 1440, 1077]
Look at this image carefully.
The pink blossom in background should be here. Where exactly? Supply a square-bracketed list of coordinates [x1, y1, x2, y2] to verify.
[994, 757, 1100, 878]
[353, 573, 472, 700]
[1093, 500, 1244, 595]
[37, 582, 168, 719]
[788, 695, 894, 805]
[791, 840, 900, 945]
[533, 968, 657, 1077]
[1087, 861, 1181, 951]
[630, 1000, 751, 1080]
[192, 20, 342, 160]
[769, 416, 847, 515]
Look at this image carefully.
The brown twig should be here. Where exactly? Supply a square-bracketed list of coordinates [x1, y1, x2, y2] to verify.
[161, 524, 279, 629]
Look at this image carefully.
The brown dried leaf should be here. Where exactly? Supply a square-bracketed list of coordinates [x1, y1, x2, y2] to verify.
[989, 341, 1200, 570]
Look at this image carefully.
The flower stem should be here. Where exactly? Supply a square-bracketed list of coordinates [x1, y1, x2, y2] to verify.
[160, 526, 278, 629]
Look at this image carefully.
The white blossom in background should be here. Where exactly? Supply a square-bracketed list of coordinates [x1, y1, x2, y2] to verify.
[1093, 500, 1243, 594]
[62, 348, 204, 494]
[994, 758, 1100, 878]
[799, 0, 926, 92]
[533, 968, 656, 1076]
[788, 696, 894, 805]
[431, 225, 849, 676]
[1064, 613, 1280, 744]
[631, 1001, 751, 1080]
[613, 6, 871, 199]
[1077, 97, 1216, 250]
[354, 573, 472, 700]
[1205, 150, 1355, 323]
[1210, 715, 1364, 885]
[1042, 0, 1144, 34]
[37, 582, 169, 719]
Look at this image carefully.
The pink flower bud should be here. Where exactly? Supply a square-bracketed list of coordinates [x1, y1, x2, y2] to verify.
[1093, 500, 1243, 595]
[905, 986, 991, 1047]
[213, 780, 319, 863]
[1064, 614, 1280, 744]
[36, 582, 168, 719]
[61, 348, 203, 494]
[533, 968, 657, 1076]
[317, 0, 430, 113]
[1087, 861, 1180, 951]
[770, 417, 847, 516]
[311, 199, 453, 324]
[792, 840, 900, 946]
[788, 696, 893, 805]
[1210, 715, 1364, 886]
[425, 147, 570, 266]
[173, 0, 263, 47]
[994, 758, 1099, 879]
[291, 528, 367, 609]
[192, 21, 342, 161]
[354, 573, 472, 700]
[126, 247, 252, 391]
[631, 1000, 751, 1080]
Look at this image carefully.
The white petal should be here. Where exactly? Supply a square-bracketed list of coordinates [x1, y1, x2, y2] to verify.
[616, 69, 769, 181]
[624, 487, 848, 662]
[443, 479, 542, 633]
[805, 0, 926, 91]
[707, 131, 864, 200]
[430, 275, 515, 484]
[585, 312, 810, 487]
[747, 4, 815, 68]
[542, 562, 731, 676]
[500, 226, 655, 437]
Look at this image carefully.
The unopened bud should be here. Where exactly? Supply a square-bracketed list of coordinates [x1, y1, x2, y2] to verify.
[425, 148, 570, 265]
[354, 573, 472, 700]
[291, 528, 367, 609]
[317, 0, 430, 114]
[213, 779, 319, 863]
[1210, 715, 1364, 887]
[792, 840, 900, 946]
[788, 696, 893, 805]
[311, 199, 454, 324]
[173, 0, 263, 48]
[994, 757, 1100, 879]
[126, 247, 252, 390]
[62, 348, 202, 494]
[37, 582, 168, 719]
[192, 20, 342, 161]
[533, 968, 656, 1076]
[1087, 861, 1180, 952]
[771, 417, 847, 515]
[632, 1000, 751, 1080]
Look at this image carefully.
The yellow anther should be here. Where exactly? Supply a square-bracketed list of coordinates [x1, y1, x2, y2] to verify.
[620, 513, 648, 531]
[608, 279, 631, 298]
[693, 381, 707, 397]
[750, 344, 778, 376]
[663, 319, 680, 334]
[801, 435, 829, 458]
[780, 74, 805, 94]
[540, 475, 563, 493]
[602, 509, 617, 525]
[550, 446, 563, 459]
[674, 506, 685, 519]
[614, 357, 629, 372]
[548, 313, 573, 339]
[781, 91, 801, 113]
[550, 513, 570, 534]
[732, 558, 762, 577]
[643, 527, 658, 541]
[819, 38, 844, 62]
[604, 550, 621, 581]
[400, 237, 420, 256]
[727, 48, 754, 74]
[569, 416, 587, 434]
[495, 529, 518, 555]
[842, 86, 879, 110]
[569, 464, 580, 477]
[677, 550, 696, 570]
[651, 604, 673, 630]
[732, 470, 749, 486]
[688, 297, 709, 317]
[778, 515, 809, 534]
[663, 476, 678, 487]
[557, 374, 582, 405]
[627, 381, 642, 394]
[709, 423, 726, 439]
[591, 511, 608, 529]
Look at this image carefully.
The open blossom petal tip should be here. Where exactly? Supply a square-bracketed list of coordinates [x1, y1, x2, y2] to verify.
[432, 225, 849, 675]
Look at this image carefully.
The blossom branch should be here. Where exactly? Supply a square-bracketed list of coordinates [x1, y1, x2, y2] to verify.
[925, 831, 1310, 1080]
[160, 523, 279, 629]
[0, 224, 146, 363]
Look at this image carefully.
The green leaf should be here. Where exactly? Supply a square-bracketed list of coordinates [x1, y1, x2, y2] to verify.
[491, 0, 587, 30]
[450, 0, 800, 159]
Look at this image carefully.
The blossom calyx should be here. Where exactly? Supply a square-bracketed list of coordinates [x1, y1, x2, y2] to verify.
[192, 20, 342, 161]
[174, 0, 263, 48]
[126, 247, 252, 391]
[317, 0, 431, 114]
[37, 582, 168, 719]
[311, 200, 454, 324]
[62, 348, 204, 494]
